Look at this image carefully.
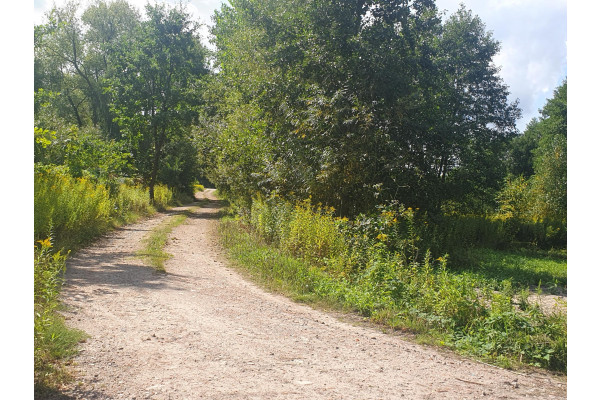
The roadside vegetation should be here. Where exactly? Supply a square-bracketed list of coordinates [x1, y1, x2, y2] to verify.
[220, 196, 566, 372]
[33, 165, 186, 394]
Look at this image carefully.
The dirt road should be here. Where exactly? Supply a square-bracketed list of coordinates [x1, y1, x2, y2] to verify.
[56, 189, 566, 399]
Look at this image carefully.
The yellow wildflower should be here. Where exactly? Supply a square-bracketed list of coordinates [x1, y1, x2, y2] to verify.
[376, 233, 388, 241]
[37, 238, 52, 248]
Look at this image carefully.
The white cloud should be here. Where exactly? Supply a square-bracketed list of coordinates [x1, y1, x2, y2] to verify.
[436, 0, 567, 131]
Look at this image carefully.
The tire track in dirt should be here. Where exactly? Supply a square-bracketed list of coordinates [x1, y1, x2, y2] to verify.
[54, 189, 566, 399]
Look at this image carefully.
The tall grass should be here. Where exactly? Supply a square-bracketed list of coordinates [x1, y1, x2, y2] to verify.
[34, 165, 113, 249]
[220, 196, 567, 372]
[34, 164, 177, 250]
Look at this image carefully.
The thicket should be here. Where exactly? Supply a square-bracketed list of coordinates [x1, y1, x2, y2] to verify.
[501, 82, 567, 227]
[34, 163, 174, 249]
[35, 0, 208, 199]
[202, 0, 566, 248]
[223, 196, 566, 372]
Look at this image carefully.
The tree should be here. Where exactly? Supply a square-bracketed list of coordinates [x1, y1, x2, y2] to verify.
[531, 81, 567, 222]
[500, 81, 567, 224]
[207, 0, 520, 216]
[34, 0, 141, 135]
[109, 2, 209, 202]
[430, 6, 521, 213]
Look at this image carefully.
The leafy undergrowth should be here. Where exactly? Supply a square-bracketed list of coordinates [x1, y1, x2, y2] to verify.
[34, 164, 175, 251]
[219, 197, 567, 373]
[34, 239, 87, 396]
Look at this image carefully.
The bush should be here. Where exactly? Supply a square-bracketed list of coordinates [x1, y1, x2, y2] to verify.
[152, 184, 174, 211]
[112, 182, 155, 222]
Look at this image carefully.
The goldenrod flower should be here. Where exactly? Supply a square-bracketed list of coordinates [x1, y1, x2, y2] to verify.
[377, 233, 388, 241]
[37, 238, 52, 248]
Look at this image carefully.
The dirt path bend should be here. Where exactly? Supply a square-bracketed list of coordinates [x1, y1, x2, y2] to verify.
[56, 189, 566, 400]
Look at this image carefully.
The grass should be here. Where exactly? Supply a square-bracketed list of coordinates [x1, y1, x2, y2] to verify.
[34, 239, 87, 396]
[34, 165, 178, 251]
[137, 210, 193, 272]
[454, 247, 567, 292]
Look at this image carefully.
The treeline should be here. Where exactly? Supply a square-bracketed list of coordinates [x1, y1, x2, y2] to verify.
[203, 0, 524, 217]
[35, 0, 566, 234]
[200, 0, 566, 248]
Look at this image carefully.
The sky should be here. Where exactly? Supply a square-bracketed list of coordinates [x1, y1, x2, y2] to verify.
[33, 0, 567, 132]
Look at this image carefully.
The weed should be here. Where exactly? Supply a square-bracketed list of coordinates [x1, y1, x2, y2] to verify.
[34, 238, 86, 392]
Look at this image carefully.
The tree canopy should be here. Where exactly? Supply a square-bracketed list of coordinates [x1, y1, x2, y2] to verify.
[35, 0, 567, 223]
[203, 0, 521, 215]
[35, 0, 209, 198]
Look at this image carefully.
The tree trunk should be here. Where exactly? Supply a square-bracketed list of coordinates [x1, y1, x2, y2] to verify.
[149, 125, 164, 205]
[65, 91, 83, 127]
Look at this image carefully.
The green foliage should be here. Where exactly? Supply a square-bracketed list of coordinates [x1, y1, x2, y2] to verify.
[158, 134, 203, 196]
[35, 1, 209, 199]
[35, 0, 140, 136]
[34, 124, 130, 182]
[111, 182, 155, 221]
[201, 102, 273, 208]
[503, 81, 567, 225]
[283, 199, 345, 263]
[34, 238, 86, 392]
[109, 2, 209, 201]
[222, 196, 567, 372]
[150, 184, 174, 211]
[34, 164, 114, 249]
[34, 164, 177, 249]
[207, 0, 520, 215]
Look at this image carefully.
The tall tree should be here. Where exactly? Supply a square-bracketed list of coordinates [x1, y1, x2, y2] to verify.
[207, 0, 520, 215]
[531, 81, 567, 222]
[109, 2, 209, 202]
[498, 80, 566, 225]
[433, 6, 521, 212]
[34, 0, 140, 135]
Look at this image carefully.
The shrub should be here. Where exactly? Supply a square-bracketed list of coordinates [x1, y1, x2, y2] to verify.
[152, 184, 174, 211]
[112, 183, 155, 222]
